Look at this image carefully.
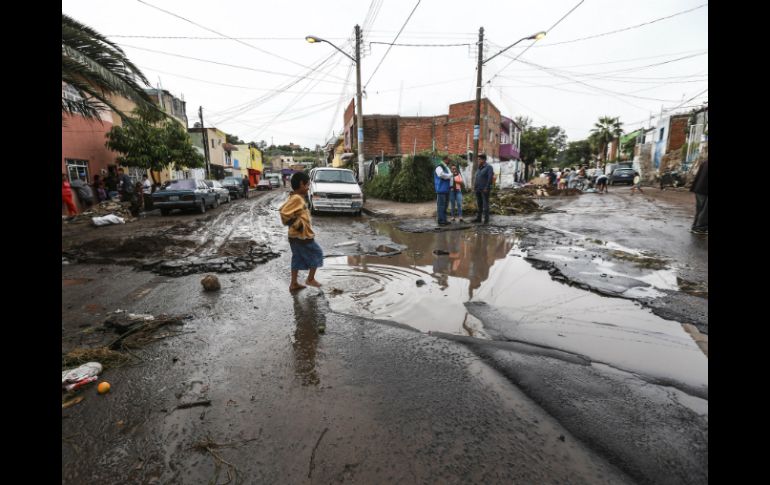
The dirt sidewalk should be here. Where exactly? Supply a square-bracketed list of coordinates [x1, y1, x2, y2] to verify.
[363, 197, 436, 218]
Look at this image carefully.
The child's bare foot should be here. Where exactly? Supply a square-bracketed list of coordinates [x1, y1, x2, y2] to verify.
[305, 279, 322, 288]
[289, 283, 306, 292]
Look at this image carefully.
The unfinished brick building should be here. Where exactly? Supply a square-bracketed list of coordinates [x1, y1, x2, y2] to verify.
[343, 98, 503, 160]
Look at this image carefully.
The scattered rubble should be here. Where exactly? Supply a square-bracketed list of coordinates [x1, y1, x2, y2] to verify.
[609, 250, 669, 270]
[64, 200, 137, 225]
[463, 189, 544, 216]
[145, 245, 281, 277]
[62, 347, 132, 370]
[64, 237, 280, 277]
[201, 275, 221, 291]
[516, 186, 582, 197]
[104, 310, 190, 349]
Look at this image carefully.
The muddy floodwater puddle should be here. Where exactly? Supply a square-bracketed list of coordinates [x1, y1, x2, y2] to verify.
[320, 221, 707, 392]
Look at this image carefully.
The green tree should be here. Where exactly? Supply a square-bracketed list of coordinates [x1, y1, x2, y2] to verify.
[562, 140, 593, 167]
[590, 116, 623, 162]
[62, 13, 154, 120]
[519, 122, 567, 179]
[105, 105, 204, 183]
[226, 133, 244, 145]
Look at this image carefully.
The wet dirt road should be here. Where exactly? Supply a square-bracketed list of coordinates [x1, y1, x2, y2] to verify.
[62, 189, 707, 484]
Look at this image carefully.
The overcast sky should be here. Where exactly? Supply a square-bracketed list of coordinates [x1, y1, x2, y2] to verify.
[62, 0, 708, 147]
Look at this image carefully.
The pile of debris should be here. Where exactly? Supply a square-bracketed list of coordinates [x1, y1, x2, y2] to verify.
[463, 189, 543, 215]
[516, 186, 582, 197]
[62, 311, 191, 368]
[103, 310, 191, 349]
[64, 200, 137, 225]
[144, 242, 281, 276]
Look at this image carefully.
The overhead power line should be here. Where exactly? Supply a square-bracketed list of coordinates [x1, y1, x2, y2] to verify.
[210, 48, 345, 123]
[515, 59, 684, 103]
[486, 0, 584, 85]
[136, 0, 321, 72]
[364, 0, 422, 89]
[509, 3, 709, 49]
[107, 34, 351, 41]
[138, 65, 344, 94]
[369, 41, 472, 47]
[207, 47, 345, 121]
[117, 43, 349, 85]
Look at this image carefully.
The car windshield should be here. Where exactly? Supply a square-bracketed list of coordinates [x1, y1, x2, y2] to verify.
[223, 177, 240, 184]
[165, 180, 197, 190]
[314, 170, 356, 184]
[615, 169, 634, 174]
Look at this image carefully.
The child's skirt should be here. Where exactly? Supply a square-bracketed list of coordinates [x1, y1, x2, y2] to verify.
[289, 238, 324, 270]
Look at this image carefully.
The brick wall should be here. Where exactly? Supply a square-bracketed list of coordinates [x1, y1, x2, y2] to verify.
[433, 115, 449, 152]
[667, 115, 689, 153]
[363, 116, 400, 158]
[352, 98, 502, 159]
[446, 99, 500, 157]
[398, 117, 435, 154]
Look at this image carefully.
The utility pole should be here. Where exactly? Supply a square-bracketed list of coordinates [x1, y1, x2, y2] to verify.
[471, 27, 484, 189]
[199, 106, 211, 179]
[355, 24, 365, 183]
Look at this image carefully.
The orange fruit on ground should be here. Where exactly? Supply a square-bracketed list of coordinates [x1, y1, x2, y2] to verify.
[97, 382, 111, 394]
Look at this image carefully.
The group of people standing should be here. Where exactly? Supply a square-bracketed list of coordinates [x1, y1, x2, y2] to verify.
[434, 154, 494, 226]
[62, 168, 154, 217]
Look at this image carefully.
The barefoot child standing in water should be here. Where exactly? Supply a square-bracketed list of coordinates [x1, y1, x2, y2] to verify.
[279, 172, 323, 292]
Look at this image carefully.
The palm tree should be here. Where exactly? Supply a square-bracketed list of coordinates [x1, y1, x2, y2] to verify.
[590, 116, 623, 162]
[62, 13, 154, 120]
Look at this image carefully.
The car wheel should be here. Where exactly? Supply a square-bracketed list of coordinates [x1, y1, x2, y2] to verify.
[309, 201, 318, 216]
[227, 194, 231, 203]
[212, 197, 219, 209]
[198, 199, 206, 213]
[160, 208, 170, 216]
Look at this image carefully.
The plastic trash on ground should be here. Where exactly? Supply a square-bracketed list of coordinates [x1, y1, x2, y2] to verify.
[92, 214, 126, 226]
[62, 362, 103, 387]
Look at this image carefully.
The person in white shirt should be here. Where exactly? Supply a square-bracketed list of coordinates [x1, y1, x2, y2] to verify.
[142, 175, 153, 210]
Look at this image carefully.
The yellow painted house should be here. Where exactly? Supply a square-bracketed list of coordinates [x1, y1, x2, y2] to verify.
[232, 144, 251, 178]
[239, 144, 264, 186]
[249, 145, 264, 172]
[331, 136, 348, 167]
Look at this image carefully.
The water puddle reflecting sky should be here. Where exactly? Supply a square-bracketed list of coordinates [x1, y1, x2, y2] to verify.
[319, 222, 707, 391]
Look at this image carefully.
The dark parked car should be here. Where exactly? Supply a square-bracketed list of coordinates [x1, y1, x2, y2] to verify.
[204, 180, 231, 203]
[152, 179, 219, 215]
[221, 176, 243, 199]
[609, 168, 635, 185]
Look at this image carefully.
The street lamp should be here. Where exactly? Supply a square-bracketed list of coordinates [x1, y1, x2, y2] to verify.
[471, 29, 546, 185]
[306, 26, 365, 183]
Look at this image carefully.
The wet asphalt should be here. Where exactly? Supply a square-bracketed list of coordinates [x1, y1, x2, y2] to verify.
[62, 189, 707, 484]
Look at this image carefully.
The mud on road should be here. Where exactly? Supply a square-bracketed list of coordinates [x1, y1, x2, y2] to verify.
[63, 192, 282, 276]
[62, 187, 707, 485]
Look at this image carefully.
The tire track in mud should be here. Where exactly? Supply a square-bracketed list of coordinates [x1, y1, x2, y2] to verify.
[63, 192, 286, 277]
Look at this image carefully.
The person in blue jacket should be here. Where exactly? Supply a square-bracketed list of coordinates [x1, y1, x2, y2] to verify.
[434, 157, 453, 226]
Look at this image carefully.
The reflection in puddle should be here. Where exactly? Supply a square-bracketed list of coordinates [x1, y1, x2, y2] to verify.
[323, 222, 516, 336]
[291, 293, 323, 386]
[321, 222, 707, 391]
